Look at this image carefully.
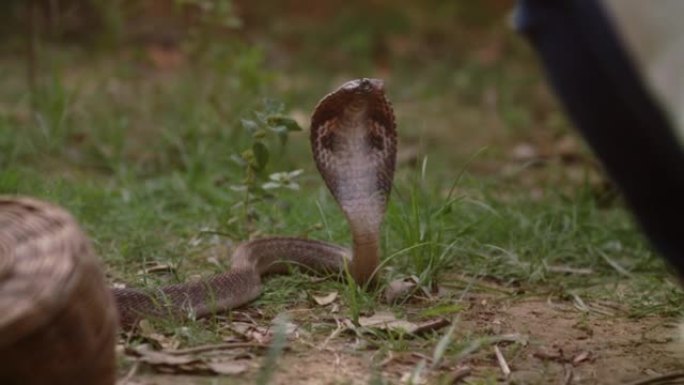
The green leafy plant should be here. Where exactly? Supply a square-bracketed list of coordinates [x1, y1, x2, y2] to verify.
[229, 100, 303, 228]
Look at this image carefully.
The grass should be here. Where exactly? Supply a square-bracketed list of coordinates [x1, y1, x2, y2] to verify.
[2, 27, 682, 383]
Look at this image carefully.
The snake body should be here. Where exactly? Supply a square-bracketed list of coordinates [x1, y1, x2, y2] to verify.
[0, 78, 396, 384]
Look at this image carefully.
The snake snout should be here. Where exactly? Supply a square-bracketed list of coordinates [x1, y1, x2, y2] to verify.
[339, 78, 384, 94]
[359, 78, 383, 92]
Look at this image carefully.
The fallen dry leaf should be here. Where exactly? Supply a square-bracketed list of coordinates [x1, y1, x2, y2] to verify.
[131, 345, 199, 366]
[229, 322, 271, 344]
[137, 320, 181, 350]
[227, 319, 299, 344]
[128, 344, 252, 376]
[357, 311, 419, 333]
[384, 278, 417, 304]
[205, 360, 249, 375]
[445, 366, 471, 384]
[312, 291, 338, 306]
[279, 320, 300, 339]
[137, 261, 176, 275]
[400, 368, 427, 384]
[165, 342, 265, 355]
[344, 311, 451, 336]
[572, 351, 592, 365]
[511, 142, 538, 161]
[410, 318, 451, 336]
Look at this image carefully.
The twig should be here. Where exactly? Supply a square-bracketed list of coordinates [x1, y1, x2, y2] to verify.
[411, 352, 434, 364]
[319, 317, 345, 350]
[378, 351, 395, 367]
[570, 292, 616, 316]
[446, 366, 472, 384]
[413, 318, 451, 336]
[572, 351, 591, 365]
[116, 361, 140, 385]
[547, 265, 593, 275]
[622, 371, 684, 385]
[598, 250, 633, 277]
[494, 345, 511, 377]
[571, 292, 589, 312]
[562, 364, 574, 385]
[455, 333, 527, 362]
[163, 342, 265, 355]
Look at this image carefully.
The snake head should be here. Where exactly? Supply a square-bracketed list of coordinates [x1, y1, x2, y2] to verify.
[311, 78, 390, 126]
[310, 79, 397, 285]
[310, 78, 397, 207]
[340, 78, 384, 94]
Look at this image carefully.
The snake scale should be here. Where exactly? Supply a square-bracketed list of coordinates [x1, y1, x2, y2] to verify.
[0, 78, 396, 384]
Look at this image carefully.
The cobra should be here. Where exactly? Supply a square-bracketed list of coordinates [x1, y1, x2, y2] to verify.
[0, 78, 397, 384]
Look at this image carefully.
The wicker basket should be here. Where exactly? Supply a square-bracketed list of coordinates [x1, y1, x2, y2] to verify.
[0, 197, 118, 385]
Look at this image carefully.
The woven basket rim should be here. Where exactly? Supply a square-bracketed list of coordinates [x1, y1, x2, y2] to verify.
[0, 196, 85, 347]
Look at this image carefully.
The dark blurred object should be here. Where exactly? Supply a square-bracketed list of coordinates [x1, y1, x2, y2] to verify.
[516, 0, 684, 277]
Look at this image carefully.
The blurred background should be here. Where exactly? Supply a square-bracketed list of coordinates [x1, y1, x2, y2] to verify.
[0, 0, 650, 286]
[1, 0, 588, 185]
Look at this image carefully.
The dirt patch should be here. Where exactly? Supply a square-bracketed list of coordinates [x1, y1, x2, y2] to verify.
[465, 298, 683, 384]
[122, 297, 683, 385]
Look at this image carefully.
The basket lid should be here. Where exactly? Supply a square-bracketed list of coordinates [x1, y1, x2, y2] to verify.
[0, 197, 83, 347]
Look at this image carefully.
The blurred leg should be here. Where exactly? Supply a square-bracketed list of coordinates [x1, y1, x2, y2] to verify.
[514, 0, 684, 276]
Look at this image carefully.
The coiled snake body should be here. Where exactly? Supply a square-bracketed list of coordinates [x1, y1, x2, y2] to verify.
[0, 78, 396, 384]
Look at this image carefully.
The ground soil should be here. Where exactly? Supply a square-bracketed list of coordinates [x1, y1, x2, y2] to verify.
[121, 296, 683, 385]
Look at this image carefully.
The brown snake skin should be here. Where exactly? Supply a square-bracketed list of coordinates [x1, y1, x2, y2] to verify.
[0, 78, 396, 384]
